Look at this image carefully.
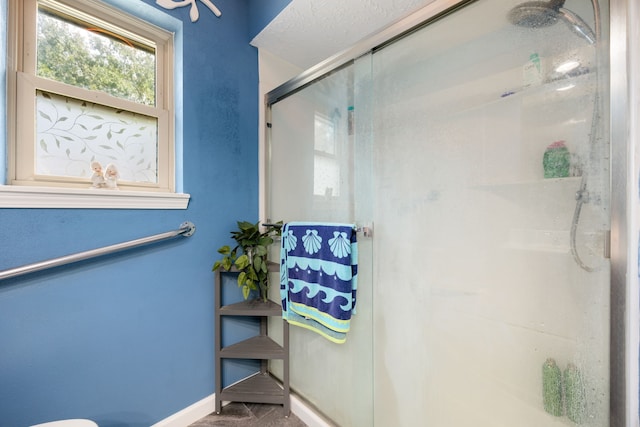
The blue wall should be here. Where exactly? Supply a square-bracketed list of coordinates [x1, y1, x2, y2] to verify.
[0, 0, 282, 425]
[247, 0, 292, 39]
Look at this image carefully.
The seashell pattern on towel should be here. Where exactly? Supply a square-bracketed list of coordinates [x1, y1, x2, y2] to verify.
[282, 229, 298, 252]
[329, 231, 351, 258]
[302, 229, 322, 254]
[280, 222, 358, 343]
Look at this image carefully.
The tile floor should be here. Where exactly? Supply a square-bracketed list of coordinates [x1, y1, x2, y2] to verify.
[189, 402, 307, 427]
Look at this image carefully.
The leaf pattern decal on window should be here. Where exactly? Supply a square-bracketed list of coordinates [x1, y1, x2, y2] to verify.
[36, 90, 158, 183]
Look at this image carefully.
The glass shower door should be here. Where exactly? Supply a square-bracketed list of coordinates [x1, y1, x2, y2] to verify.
[267, 59, 374, 427]
[370, 0, 610, 426]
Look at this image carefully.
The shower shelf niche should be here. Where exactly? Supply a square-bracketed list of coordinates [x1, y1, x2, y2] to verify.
[473, 176, 581, 190]
[214, 261, 290, 415]
[391, 64, 594, 120]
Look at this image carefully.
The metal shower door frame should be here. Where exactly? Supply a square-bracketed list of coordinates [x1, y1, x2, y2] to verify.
[264, 0, 637, 425]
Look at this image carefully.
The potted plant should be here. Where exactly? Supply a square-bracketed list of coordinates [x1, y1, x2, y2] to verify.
[213, 220, 282, 302]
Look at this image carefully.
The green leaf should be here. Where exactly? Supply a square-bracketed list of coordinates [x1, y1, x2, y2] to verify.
[246, 267, 258, 280]
[253, 256, 262, 272]
[222, 257, 232, 270]
[38, 110, 52, 122]
[238, 221, 254, 231]
[235, 254, 250, 270]
[212, 260, 221, 271]
[258, 237, 273, 247]
[242, 286, 250, 300]
[237, 271, 246, 287]
[217, 245, 231, 255]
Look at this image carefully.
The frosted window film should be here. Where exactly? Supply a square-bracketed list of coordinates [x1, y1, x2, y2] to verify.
[36, 90, 158, 183]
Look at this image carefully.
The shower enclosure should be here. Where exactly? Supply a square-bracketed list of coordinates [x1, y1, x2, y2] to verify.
[265, 0, 631, 425]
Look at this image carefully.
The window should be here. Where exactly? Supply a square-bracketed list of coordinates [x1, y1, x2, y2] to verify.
[5, 0, 184, 207]
[313, 112, 341, 198]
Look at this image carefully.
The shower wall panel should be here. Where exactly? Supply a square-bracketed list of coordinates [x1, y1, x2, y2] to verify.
[370, 0, 610, 425]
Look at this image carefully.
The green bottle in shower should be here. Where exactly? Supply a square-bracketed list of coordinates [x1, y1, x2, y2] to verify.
[543, 140, 571, 178]
[542, 358, 563, 416]
[565, 363, 587, 424]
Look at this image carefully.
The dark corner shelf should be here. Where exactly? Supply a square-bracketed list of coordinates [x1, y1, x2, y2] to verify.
[214, 262, 289, 415]
[220, 372, 286, 405]
[220, 299, 282, 316]
[220, 335, 285, 359]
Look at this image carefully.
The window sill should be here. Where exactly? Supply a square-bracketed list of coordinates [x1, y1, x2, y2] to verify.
[0, 185, 190, 209]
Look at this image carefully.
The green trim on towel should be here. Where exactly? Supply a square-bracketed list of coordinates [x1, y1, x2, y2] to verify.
[284, 310, 348, 344]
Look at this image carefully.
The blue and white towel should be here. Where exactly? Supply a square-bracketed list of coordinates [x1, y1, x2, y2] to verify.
[280, 222, 358, 344]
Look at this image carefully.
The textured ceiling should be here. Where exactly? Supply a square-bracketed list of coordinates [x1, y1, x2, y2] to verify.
[251, 0, 437, 70]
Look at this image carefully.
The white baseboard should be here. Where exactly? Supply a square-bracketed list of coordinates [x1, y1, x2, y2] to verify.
[290, 393, 335, 427]
[151, 394, 216, 427]
[151, 391, 334, 427]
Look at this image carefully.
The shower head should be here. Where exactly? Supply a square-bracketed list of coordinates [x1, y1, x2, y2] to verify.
[508, 0, 564, 28]
[557, 7, 596, 44]
[508, 0, 596, 44]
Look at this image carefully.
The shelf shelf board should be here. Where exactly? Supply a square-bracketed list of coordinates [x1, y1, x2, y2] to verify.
[218, 261, 280, 274]
[220, 372, 285, 404]
[220, 299, 282, 316]
[220, 335, 285, 359]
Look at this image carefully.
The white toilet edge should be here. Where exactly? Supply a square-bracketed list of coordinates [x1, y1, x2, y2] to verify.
[30, 419, 98, 427]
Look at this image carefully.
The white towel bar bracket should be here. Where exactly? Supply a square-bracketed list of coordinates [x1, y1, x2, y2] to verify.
[180, 221, 196, 237]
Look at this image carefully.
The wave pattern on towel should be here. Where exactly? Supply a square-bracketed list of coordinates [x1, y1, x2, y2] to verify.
[280, 222, 358, 344]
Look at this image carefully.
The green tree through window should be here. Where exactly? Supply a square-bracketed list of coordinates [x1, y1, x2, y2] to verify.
[37, 8, 156, 106]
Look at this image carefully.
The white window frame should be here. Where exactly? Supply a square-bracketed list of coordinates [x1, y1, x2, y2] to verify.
[313, 112, 341, 198]
[2, 0, 189, 209]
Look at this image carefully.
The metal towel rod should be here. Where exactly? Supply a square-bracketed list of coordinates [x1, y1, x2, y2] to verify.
[0, 221, 196, 281]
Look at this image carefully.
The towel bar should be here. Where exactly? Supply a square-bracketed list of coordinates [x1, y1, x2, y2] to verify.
[263, 223, 373, 238]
